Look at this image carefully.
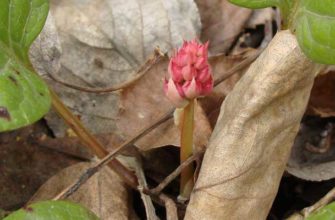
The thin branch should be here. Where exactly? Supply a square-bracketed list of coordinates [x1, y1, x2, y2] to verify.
[51, 90, 139, 189]
[48, 48, 165, 94]
[52, 109, 174, 200]
[150, 150, 205, 195]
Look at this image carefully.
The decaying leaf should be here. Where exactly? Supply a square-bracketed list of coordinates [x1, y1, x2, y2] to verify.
[30, 162, 133, 220]
[45, 0, 201, 138]
[306, 72, 335, 117]
[287, 118, 335, 181]
[0, 123, 79, 211]
[185, 31, 320, 220]
[195, 0, 252, 54]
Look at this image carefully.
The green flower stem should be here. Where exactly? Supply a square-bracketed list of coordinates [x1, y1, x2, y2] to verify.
[180, 99, 195, 199]
[50, 89, 139, 189]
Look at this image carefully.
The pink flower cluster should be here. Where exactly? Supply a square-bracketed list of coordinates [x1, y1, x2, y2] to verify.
[164, 40, 213, 107]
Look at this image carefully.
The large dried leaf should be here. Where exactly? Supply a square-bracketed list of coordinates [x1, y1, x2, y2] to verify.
[185, 31, 319, 220]
[195, 0, 252, 54]
[45, 0, 201, 137]
[30, 162, 133, 220]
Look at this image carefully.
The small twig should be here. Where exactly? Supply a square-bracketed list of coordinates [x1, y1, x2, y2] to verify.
[150, 150, 205, 195]
[159, 194, 178, 220]
[48, 48, 165, 93]
[51, 89, 139, 189]
[52, 109, 174, 200]
[302, 186, 335, 217]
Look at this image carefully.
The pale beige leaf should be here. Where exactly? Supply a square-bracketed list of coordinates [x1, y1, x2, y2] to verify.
[185, 31, 320, 220]
[29, 12, 61, 77]
[30, 162, 134, 220]
[46, 0, 201, 137]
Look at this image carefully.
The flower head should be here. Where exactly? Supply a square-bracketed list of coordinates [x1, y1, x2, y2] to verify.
[164, 40, 213, 107]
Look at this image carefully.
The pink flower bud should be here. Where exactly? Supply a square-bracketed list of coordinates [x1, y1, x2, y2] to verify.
[164, 40, 213, 107]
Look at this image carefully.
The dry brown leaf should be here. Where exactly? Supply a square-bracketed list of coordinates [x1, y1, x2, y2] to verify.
[117, 57, 212, 150]
[306, 72, 335, 117]
[195, 0, 252, 54]
[45, 0, 201, 137]
[287, 118, 335, 181]
[30, 162, 134, 220]
[185, 31, 320, 220]
[0, 123, 78, 210]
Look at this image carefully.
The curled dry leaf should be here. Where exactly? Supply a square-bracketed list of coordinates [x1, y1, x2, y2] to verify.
[287, 118, 335, 181]
[195, 0, 252, 54]
[45, 0, 201, 138]
[184, 31, 319, 220]
[30, 162, 134, 220]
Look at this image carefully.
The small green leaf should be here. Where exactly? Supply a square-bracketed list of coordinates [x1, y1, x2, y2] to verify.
[0, 0, 51, 132]
[3, 201, 100, 220]
[294, 0, 335, 64]
[228, 0, 280, 9]
[306, 202, 335, 220]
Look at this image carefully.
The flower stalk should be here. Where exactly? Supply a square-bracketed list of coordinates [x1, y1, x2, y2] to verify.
[164, 39, 213, 199]
[179, 99, 195, 199]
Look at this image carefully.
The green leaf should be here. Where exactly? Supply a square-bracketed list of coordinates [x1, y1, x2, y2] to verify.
[228, 0, 280, 9]
[0, 0, 51, 132]
[294, 0, 335, 64]
[3, 201, 100, 220]
[306, 202, 335, 220]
